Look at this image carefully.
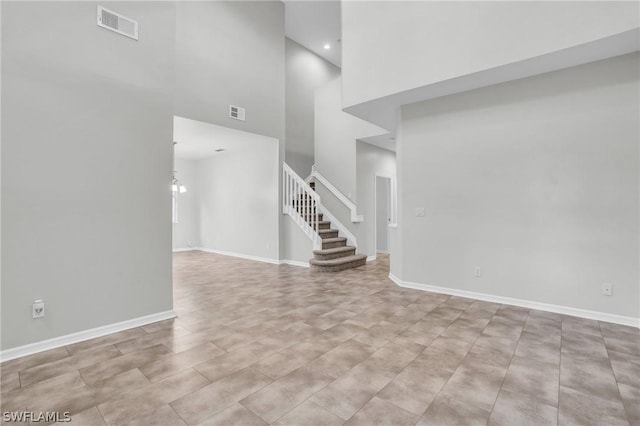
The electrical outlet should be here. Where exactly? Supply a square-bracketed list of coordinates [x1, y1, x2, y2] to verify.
[474, 267, 481, 278]
[415, 207, 426, 217]
[32, 300, 45, 319]
[601, 283, 612, 296]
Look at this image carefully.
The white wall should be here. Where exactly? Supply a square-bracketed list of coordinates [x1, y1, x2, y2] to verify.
[1, 2, 175, 350]
[285, 38, 340, 177]
[342, 1, 639, 109]
[172, 159, 199, 250]
[314, 77, 386, 199]
[356, 142, 396, 257]
[282, 216, 313, 264]
[397, 53, 639, 320]
[175, 1, 285, 143]
[197, 137, 280, 262]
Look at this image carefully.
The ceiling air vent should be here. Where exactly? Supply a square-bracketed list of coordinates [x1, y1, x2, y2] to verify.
[229, 105, 246, 122]
[97, 6, 138, 40]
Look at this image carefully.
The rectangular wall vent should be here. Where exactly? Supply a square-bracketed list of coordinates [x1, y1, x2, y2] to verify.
[97, 6, 138, 40]
[229, 105, 246, 121]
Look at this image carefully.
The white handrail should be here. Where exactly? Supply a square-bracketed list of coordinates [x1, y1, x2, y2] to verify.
[283, 163, 322, 250]
[305, 165, 364, 223]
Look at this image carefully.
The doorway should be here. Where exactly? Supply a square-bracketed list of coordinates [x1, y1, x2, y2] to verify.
[375, 175, 392, 254]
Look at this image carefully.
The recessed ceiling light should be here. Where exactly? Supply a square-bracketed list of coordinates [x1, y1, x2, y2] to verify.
[323, 43, 331, 50]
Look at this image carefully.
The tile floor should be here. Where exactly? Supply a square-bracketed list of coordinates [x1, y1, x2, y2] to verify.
[1, 251, 639, 425]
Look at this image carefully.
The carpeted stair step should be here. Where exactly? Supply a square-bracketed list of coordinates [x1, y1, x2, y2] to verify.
[309, 254, 367, 272]
[318, 229, 339, 239]
[317, 221, 331, 230]
[322, 237, 347, 249]
[313, 245, 356, 260]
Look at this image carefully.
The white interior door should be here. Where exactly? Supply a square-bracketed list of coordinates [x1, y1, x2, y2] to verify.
[376, 176, 391, 253]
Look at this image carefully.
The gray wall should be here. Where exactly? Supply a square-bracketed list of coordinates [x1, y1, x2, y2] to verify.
[1, 2, 175, 350]
[197, 138, 280, 261]
[397, 53, 639, 319]
[315, 77, 386, 200]
[285, 38, 340, 177]
[172, 159, 199, 250]
[175, 1, 285, 143]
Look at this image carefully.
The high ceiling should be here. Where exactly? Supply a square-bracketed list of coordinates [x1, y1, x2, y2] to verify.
[284, 1, 341, 67]
[174, 116, 276, 160]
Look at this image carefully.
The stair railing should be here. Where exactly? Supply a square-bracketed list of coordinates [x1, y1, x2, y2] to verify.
[283, 163, 322, 250]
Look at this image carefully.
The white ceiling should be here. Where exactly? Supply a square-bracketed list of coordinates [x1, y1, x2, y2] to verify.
[173, 116, 276, 160]
[284, 1, 341, 67]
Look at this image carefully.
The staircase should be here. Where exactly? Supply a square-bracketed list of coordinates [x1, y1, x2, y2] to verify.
[296, 182, 367, 272]
[283, 164, 366, 272]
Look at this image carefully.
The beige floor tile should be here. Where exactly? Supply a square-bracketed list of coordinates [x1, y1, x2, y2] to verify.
[603, 335, 640, 358]
[466, 335, 518, 368]
[488, 389, 557, 426]
[437, 361, 506, 412]
[501, 355, 560, 406]
[170, 367, 272, 425]
[114, 326, 193, 354]
[240, 366, 334, 423]
[1, 347, 70, 376]
[34, 368, 151, 416]
[310, 386, 373, 421]
[558, 385, 629, 426]
[98, 368, 209, 425]
[56, 407, 105, 425]
[66, 328, 147, 355]
[123, 404, 187, 426]
[560, 355, 621, 401]
[19, 345, 122, 387]
[345, 397, 418, 426]
[139, 342, 225, 382]
[251, 348, 318, 380]
[376, 355, 454, 416]
[273, 400, 344, 426]
[307, 340, 377, 378]
[198, 403, 268, 426]
[515, 332, 561, 365]
[194, 341, 279, 382]
[561, 331, 609, 360]
[0, 372, 21, 399]
[608, 350, 640, 388]
[417, 391, 491, 426]
[618, 382, 640, 425]
[79, 344, 172, 385]
[3, 252, 637, 426]
[2, 370, 85, 412]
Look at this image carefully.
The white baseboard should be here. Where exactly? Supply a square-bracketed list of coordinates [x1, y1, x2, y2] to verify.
[0, 310, 177, 363]
[367, 255, 377, 262]
[196, 247, 280, 265]
[190, 247, 311, 268]
[172, 247, 196, 252]
[389, 274, 639, 328]
[279, 259, 310, 268]
[376, 250, 390, 255]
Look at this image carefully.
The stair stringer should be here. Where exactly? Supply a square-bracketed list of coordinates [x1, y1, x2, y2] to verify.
[316, 202, 358, 250]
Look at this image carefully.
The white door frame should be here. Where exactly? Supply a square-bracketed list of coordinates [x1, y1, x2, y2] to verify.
[374, 173, 396, 255]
